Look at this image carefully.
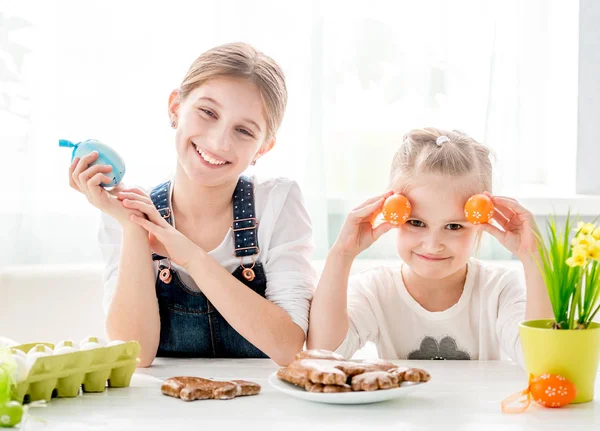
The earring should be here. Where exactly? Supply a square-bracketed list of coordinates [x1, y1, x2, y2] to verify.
[251, 159, 257, 166]
[170, 117, 177, 128]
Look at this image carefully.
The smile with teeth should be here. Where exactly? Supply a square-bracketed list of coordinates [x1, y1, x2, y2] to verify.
[193, 144, 229, 166]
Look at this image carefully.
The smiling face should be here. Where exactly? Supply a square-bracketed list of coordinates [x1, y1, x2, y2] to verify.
[169, 76, 273, 186]
[396, 173, 481, 280]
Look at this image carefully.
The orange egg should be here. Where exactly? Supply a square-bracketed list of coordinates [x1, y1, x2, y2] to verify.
[464, 194, 494, 224]
[381, 194, 411, 226]
[529, 374, 577, 408]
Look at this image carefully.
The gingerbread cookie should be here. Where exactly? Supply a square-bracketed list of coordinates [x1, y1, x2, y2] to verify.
[295, 349, 345, 361]
[391, 367, 431, 383]
[351, 371, 400, 391]
[305, 382, 352, 393]
[276, 349, 431, 393]
[161, 377, 261, 401]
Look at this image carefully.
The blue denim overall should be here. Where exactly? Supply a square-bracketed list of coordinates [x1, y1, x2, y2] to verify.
[149, 176, 268, 358]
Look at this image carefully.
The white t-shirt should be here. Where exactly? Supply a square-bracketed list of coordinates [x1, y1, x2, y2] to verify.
[98, 175, 317, 335]
[335, 258, 526, 366]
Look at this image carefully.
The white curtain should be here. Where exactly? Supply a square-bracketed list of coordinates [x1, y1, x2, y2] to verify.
[1, 0, 578, 265]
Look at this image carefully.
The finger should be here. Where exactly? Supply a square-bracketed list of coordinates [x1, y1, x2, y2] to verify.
[373, 221, 394, 240]
[118, 191, 153, 204]
[491, 207, 512, 229]
[352, 191, 394, 211]
[490, 196, 529, 215]
[480, 222, 506, 244]
[149, 233, 169, 257]
[107, 183, 127, 196]
[78, 164, 113, 194]
[493, 202, 516, 218]
[68, 157, 81, 190]
[493, 203, 521, 227]
[86, 173, 112, 201]
[484, 191, 518, 203]
[370, 210, 383, 227]
[77, 165, 112, 193]
[483, 192, 520, 221]
[351, 197, 386, 220]
[78, 163, 113, 182]
[87, 172, 112, 189]
[119, 187, 149, 198]
[489, 194, 518, 203]
[72, 151, 100, 181]
[123, 199, 169, 227]
[130, 214, 161, 235]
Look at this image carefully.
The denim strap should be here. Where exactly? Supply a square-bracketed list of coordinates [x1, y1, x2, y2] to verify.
[232, 176, 259, 258]
[149, 177, 259, 261]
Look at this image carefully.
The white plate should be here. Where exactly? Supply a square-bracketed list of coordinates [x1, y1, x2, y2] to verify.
[268, 372, 428, 405]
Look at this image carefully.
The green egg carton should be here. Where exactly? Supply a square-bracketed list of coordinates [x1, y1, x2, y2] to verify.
[11, 341, 140, 403]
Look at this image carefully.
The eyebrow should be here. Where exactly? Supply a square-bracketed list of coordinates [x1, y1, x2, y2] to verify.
[196, 96, 262, 133]
[411, 214, 469, 224]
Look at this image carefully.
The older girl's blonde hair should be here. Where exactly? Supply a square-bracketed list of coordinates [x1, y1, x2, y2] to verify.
[179, 42, 288, 140]
[390, 127, 493, 195]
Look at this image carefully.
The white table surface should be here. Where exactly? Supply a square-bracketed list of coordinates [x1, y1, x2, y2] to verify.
[20, 359, 600, 431]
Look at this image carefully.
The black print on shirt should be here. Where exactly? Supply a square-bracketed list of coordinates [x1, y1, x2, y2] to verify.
[408, 336, 471, 360]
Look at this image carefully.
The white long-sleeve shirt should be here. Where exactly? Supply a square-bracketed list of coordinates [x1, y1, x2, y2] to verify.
[335, 258, 526, 366]
[98, 175, 317, 335]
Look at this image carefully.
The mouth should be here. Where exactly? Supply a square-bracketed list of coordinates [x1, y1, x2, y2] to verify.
[414, 253, 450, 262]
[192, 143, 231, 167]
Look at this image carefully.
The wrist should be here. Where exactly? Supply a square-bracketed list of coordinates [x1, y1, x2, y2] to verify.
[121, 223, 148, 240]
[329, 243, 358, 263]
[183, 246, 208, 273]
[519, 251, 541, 268]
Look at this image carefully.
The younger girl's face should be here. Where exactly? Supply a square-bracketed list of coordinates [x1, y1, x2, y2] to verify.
[396, 173, 481, 280]
[169, 77, 272, 186]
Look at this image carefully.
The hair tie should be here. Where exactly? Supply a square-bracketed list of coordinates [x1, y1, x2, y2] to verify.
[436, 136, 449, 147]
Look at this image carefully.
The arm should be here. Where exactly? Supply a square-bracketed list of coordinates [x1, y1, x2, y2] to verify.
[104, 224, 160, 368]
[480, 194, 554, 321]
[69, 152, 159, 366]
[522, 254, 554, 320]
[495, 272, 527, 367]
[120, 182, 316, 366]
[306, 247, 354, 351]
[185, 253, 305, 365]
[307, 192, 394, 352]
[308, 248, 384, 358]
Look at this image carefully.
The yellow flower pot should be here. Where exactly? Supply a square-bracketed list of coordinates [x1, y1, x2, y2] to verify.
[519, 320, 600, 403]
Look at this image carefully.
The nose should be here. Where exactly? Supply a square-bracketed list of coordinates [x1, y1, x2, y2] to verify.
[206, 123, 231, 153]
[421, 231, 444, 253]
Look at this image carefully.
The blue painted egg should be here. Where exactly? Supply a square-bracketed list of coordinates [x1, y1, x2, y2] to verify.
[59, 139, 126, 187]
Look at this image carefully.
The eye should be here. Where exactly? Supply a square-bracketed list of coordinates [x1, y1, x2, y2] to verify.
[200, 109, 216, 118]
[408, 220, 425, 228]
[236, 128, 254, 138]
[446, 223, 463, 231]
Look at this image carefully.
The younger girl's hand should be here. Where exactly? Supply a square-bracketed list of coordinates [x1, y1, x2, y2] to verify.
[332, 191, 394, 258]
[479, 192, 540, 262]
[118, 188, 204, 269]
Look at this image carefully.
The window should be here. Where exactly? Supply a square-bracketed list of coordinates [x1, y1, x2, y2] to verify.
[1, 0, 586, 265]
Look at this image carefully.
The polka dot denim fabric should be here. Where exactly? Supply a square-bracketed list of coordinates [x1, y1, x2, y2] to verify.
[232, 176, 260, 258]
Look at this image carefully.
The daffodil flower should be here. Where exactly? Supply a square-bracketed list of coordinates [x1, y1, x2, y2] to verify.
[576, 222, 596, 236]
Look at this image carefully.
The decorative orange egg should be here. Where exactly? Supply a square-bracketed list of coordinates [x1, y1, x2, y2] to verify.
[381, 194, 411, 226]
[464, 194, 494, 224]
[529, 374, 577, 408]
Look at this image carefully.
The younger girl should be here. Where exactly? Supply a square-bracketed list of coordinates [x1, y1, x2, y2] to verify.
[307, 128, 553, 364]
[69, 43, 316, 366]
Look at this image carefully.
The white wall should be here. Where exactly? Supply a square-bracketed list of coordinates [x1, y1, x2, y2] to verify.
[0, 260, 524, 346]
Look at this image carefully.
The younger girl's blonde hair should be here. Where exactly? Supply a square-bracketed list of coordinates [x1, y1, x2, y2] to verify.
[178, 42, 288, 140]
[390, 128, 493, 195]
